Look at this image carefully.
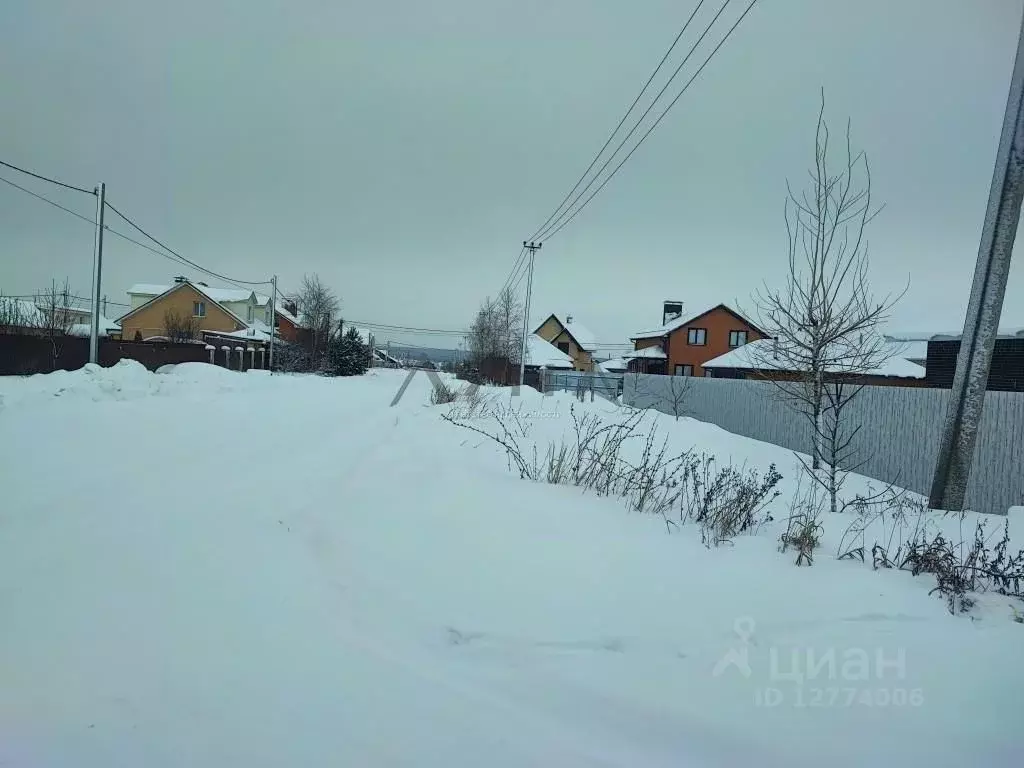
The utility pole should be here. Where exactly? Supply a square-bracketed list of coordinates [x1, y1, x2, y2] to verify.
[268, 275, 277, 373]
[929, 10, 1024, 512]
[102, 295, 107, 318]
[89, 182, 106, 364]
[518, 241, 541, 387]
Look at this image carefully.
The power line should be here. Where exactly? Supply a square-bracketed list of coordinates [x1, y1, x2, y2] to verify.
[103, 200, 271, 288]
[539, 0, 759, 243]
[347, 320, 470, 335]
[1, 171, 273, 292]
[497, 245, 528, 298]
[0, 158, 95, 196]
[526, 0, 707, 243]
[0, 174, 96, 224]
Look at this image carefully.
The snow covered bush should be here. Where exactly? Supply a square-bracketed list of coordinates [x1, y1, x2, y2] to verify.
[430, 380, 458, 405]
[443, 402, 783, 546]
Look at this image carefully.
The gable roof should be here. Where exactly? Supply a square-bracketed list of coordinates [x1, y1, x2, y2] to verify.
[702, 338, 926, 379]
[534, 313, 597, 351]
[525, 334, 575, 368]
[631, 303, 768, 341]
[275, 300, 303, 327]
[127, 282, 264, 306]
[117, 282, 249, 328]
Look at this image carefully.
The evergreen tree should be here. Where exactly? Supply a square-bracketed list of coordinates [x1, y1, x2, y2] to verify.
[329, 326, 370, 376]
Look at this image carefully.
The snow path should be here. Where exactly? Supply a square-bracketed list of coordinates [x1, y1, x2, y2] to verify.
[0, 364, 1021, 766]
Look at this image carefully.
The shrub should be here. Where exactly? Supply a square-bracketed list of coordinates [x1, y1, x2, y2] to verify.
[430, 380, 458, 405]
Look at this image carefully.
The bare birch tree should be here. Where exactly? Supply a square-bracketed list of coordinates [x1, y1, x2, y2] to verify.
[751, 92, 903, 488]
[296, 273, 340, 368]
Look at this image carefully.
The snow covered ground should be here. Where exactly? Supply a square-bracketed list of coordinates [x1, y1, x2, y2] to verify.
[0, 362, 1021, 767]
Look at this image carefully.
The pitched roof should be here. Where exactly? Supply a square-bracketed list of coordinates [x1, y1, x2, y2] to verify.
[535, 313, 597, 351]
[127, 282, 263, 306]
[117, 282, 249, 328]
[702, 338, 926, 379]
[525, 334, 574, 368]
[631, 303, 767, 341]
[275, 300, 302, 326]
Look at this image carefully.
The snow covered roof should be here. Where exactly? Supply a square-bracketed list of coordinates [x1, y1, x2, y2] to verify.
[525, 334, 574, 368]
[631, 303, 766, 341]
[68, 315, 121, 337]
[702, 338, 926, 379]
[127, 283, 262, 305]
[623, 345, 667, 360]
[207, 327, 274, 342]
[596, 357, 628, 372]
[275, 300, 302, 326]
[541, 314, 597, 351]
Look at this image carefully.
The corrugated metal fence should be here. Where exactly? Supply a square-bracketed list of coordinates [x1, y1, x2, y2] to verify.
[623, 373, 1024, 516]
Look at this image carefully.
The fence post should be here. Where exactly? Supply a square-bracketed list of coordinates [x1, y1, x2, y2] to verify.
[259, 347, 266, 369]
[221, 345, 230, 367]
[235, 346, 244, 370]
[248, 346, 255, 370]
[206, 344, 215, 365]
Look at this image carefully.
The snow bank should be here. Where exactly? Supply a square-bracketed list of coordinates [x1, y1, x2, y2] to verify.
[0, 370, 1021, 766]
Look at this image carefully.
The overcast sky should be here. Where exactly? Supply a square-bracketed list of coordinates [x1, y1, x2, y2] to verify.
[2, 0, 1022, 352]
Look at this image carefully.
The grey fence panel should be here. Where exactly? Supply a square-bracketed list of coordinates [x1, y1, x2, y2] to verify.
[543, 370, 624, 400]
[623, 374, 1024, 516]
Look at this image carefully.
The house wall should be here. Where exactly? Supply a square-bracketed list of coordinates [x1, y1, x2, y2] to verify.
[535, 316, 593, 371]
[624, 373, 1024, 516]
[120, 284, 244, 340]
[276, 313, 302, 344]
[222, 299, 272, 326]
[664, 307, 765, 376]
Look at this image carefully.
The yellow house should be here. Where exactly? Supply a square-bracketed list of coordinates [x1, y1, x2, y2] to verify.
[533, 313, 596, 372]
[117, 281, 247, 341]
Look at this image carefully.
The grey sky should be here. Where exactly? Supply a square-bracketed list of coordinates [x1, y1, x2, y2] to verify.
[2, 0, 1022, 352]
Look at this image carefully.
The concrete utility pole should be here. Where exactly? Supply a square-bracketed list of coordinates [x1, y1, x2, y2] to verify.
[518, 241, 541, 387]
[929, 11, 1024, 512]
[268, 275, 277, 373]
[89, 182, 106, 364]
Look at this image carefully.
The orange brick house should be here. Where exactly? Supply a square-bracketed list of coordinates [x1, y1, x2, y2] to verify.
[626, 301, 768, 376]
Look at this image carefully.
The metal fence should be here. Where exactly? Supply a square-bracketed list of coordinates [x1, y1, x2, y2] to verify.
[623, 373, 1024, 516]
[542, 369, 624, 401]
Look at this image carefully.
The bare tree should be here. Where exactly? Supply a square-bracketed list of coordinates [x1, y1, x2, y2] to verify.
[31, 279, 74, 370]
[163, 308, 198, 343]
[751, 92, 902, 479]
[465, 286, 524, 384]
[495, 285, 524, 366]
[0, 294, 33, 334]
[296, 274, 340, 367]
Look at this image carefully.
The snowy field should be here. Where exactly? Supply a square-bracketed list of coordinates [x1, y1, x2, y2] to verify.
[1, 362, 1022, 767]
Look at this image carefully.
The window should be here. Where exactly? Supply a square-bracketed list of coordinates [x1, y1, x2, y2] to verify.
[193, 301, 206, 318]
[729, 330, 748, 348]
[687, 328, 707, 346]
[557, 341, 570, 354]
[675, 364, 694, 376]
[704, 369, 714, 377]
[247, 305, 254, 322]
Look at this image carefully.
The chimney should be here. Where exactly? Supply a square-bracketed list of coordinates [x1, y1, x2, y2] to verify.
[566, 314, 573, 324]
[197, 281, 208, 287]
[662, 300, 683, 326]
[173, 275, 188, 283]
